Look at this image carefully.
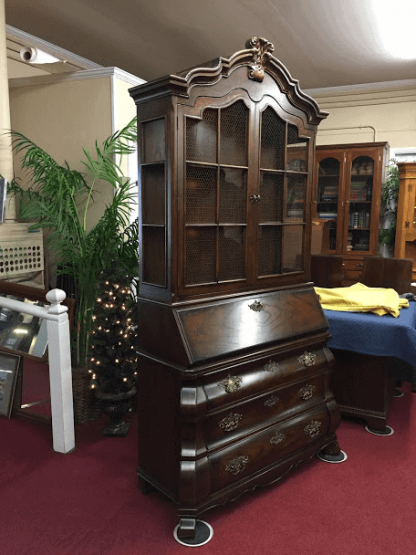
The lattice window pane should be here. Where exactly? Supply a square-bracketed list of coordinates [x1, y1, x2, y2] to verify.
[142, 165, 165, 225]
[220, 101, 248, 166]
[259, 172, 283, 222]
[186, 109, 217, 163]
[282, 225, 303, 273]
[142, 227, 166, 285]
[258, 226, 282, 276]
[287, 124, 308, 171]
[260, 108, 285, 170]
[286, 175, 306, 221]
[218, 227, 246, 281]
[186, 166, 217, 223]
[219, 168, 247, 224]
[142, 118, 165, 163]
[185, 227, 216, 285]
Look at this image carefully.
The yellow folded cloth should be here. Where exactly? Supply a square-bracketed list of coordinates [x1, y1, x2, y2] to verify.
[314, 282, 409, 317]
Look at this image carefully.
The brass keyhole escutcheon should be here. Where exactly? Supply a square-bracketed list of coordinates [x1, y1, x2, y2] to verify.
[225, 455, 249, 475]
[263, 360, 279, 373]
[218, 374, 242, 394]
[249, 300, 265, 312]
[304, 420, 322, 438]
[298, 351, 316, 367]
[298, 384, 315, 401]
[219, 412, 243, 432]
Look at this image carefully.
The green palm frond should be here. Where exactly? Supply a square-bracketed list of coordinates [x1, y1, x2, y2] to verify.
[9, 117, 139, 367]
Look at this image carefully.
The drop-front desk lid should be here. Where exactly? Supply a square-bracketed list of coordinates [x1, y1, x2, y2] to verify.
[137, 284, 328, 367]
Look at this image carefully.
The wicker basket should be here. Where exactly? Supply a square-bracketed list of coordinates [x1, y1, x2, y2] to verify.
[72, 367, 102, 424]
[0, 223, 44, 280]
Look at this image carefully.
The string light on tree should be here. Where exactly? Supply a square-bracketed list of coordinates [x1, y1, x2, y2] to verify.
[89, 263, 138, 395]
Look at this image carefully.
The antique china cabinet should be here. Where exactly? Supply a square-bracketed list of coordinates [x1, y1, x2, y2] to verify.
[129, 38, 344, 546]
[394, 162, 416, 282]
[313, 142, 389, 285]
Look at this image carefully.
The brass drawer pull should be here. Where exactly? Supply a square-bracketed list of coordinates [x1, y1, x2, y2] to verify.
[263, 360, 279, 373]
[270, 431, 285, 445]
[225, 455, 249, 475]
[304, 420, 322, 438]
[249, 300, 265, 312]
[219, 412, 243, 432]
[218, 374, 242, 393]
[264, 395, 279, 407]
[298, 351, 316, 367]
[298, 384, 315, 400]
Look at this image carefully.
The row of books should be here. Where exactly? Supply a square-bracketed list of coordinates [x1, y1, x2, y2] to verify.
[348, 211, 370, 228]
[346, 231, 370, 251]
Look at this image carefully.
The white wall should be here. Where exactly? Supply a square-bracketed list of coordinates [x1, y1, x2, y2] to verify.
[306, 79, 416, 153]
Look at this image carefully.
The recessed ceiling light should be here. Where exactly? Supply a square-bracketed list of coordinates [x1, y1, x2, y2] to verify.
[372, 0, 416, 59]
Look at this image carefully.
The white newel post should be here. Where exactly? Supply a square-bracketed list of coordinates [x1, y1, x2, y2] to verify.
[46, 289, 75, 454]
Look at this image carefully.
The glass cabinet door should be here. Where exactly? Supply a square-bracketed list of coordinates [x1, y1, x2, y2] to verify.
[184, 100, 249, 287]
[316, 156, 342, 252]
[346, 155, 374, 254]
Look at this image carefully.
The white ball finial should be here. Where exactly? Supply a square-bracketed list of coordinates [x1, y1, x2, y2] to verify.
[46, 288, 67, 304]
[46, 288, 68, 315]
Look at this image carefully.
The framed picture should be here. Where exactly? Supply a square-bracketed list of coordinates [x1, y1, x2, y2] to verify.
[0, 178, 7, 223]
[0, 351, 21, 417]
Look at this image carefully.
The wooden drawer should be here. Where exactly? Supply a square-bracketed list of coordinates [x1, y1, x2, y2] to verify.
[202, 348, 328, 411]
[204, 373, 325, 449]
[342, 257, 364, 283]
[208, 404, 330, 493]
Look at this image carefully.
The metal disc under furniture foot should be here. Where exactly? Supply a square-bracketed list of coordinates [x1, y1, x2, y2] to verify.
[173, 520, 214, 547]
[316, 449, 348, 464]
[365, 424, 394, 436]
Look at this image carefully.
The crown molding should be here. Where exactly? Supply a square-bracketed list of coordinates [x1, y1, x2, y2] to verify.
[9, 67, 146, 89]
[305, 78, 416, 98]
[6, 24, 102, 70]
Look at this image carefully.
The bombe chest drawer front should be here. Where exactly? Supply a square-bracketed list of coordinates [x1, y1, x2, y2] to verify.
[209, 403, 330, 493]
[203, 348, 329, 450]
[135, 288, 342, 542]
[204, 371, 326, 449]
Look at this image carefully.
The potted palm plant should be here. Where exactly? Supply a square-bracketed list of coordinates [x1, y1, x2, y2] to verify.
[379, 160, 400, 257]
[8, 118, 139, 422]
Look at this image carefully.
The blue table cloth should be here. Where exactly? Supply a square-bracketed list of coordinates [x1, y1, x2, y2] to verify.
[324, 302, 416, 383]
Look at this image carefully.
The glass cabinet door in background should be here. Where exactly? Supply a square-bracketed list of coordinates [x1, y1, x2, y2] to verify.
[316, 155, 343, 252]
[345, 155, 375, 254]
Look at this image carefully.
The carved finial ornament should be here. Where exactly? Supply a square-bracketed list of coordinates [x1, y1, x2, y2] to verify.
[247, 37, 275, 82]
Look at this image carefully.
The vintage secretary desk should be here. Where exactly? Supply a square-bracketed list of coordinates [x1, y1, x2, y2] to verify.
[129, 38, 344, 545]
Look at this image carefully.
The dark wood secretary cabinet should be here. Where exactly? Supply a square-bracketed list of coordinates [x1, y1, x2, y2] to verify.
[313, 142, 389, 285]
[129, 38, 343, 544]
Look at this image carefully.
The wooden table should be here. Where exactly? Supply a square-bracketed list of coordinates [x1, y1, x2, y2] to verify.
[324, 302, 416, 433]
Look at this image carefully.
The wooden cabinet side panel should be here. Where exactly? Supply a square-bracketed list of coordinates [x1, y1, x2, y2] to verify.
[136, 356, 181, 499]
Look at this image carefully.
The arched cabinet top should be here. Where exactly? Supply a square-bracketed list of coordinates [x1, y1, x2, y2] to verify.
[129, 37, 328, 126]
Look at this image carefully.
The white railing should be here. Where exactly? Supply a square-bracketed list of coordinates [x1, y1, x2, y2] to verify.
[0, 288, 75, 454]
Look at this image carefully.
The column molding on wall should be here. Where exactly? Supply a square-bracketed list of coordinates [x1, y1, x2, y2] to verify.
[0, 0, 16, 221]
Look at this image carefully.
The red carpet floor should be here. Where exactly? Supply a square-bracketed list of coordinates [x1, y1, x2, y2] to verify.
[1, 383, 416, 555]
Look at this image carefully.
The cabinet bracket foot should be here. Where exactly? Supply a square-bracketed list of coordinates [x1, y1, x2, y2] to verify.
[173, 519, 214, 547]
[317, 449, 348, 463]
[317, 440, 348, 463]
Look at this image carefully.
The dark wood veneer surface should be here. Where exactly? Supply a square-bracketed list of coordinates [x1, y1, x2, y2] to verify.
[130, 37, 342, 542]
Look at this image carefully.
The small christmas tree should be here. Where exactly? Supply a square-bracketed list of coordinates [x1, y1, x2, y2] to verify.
[89, 263, 138, 395]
